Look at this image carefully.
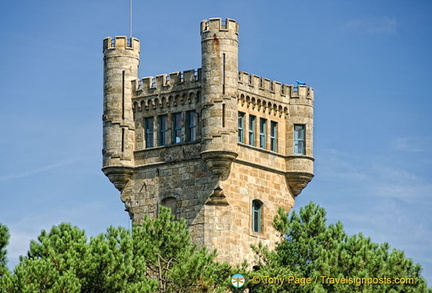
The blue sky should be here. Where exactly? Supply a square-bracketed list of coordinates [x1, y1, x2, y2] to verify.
[1, 0, 431, 285]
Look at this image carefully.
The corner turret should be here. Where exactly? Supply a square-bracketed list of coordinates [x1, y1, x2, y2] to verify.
[102, 36, 140, 190]
[286, 85, 314, 196]
[200, 18, 239, 178]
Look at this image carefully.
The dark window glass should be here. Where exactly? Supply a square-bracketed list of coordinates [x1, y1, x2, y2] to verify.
[252, 200, 262, 233]
[249, 115, 256, 146]
[238, 112, 245, 143]
[294, 124, 305, 155]
[158, 115, 168, 146]
[144, 117, 154, 148]
[172, 112, 182, 144]
[186, 111, 197, 142]
[270, 121, 277, 152]
[259, 118, 267, 149]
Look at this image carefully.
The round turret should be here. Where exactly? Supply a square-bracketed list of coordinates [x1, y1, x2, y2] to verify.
[200, 18, 239, 178]
[200, 18, 239, 100]
[286, 86, 315, 196]
[102, 36, 140, 190]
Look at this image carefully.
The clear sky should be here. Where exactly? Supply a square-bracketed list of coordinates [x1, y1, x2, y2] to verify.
[1, 0, 431, 285]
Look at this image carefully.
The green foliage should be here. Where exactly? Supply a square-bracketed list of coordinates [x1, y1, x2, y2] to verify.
[249, 202, 430, 293]
[0, 224, 10, 278]
[0, 208, 232, 292]
[132, 207, 232, 292]
[1, 203, 430, 292]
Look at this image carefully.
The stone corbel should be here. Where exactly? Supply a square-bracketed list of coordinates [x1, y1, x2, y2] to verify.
[285, 172, 314, 197]
[200, 150, 238, 179]
[102, 166, 134, 191]
[206, 184, 229, 206]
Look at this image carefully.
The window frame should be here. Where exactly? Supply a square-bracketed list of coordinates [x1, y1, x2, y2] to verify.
[144, 117, 154, 148]
[259, 118, 267, 149]
[294, 124, 306, 155]
[238, 112, 245, 143]
[270, 121, 277, 152]
[172, 112, 182, 144]
[249, 115, 256, 146]
[158, 114, 168, 146]
[251, 199, 263, 233]
[185, 110, 197, 142]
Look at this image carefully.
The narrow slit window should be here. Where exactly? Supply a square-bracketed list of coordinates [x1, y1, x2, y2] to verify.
[294, 124, 305, 155]
[186, 110, 197, 142]
[172, 112, 182, 144]
[158, 115, 168, 146]
[121, 71, 125, 120]
[144, 117, 154, 148]
[259, 118, 267, 149]
[252, 200, 262, 233]
[238, 112, 245, 143]
[222, 104, 226, 127]
[121, 128, 125, 152]
[249, 115, 256, 146]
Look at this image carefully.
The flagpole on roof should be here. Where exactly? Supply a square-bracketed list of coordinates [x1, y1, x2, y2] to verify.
[129, 0, 133, 38]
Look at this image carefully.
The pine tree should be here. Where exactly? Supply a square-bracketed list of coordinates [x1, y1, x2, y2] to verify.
[3, 203, 429, 292]
[249, 202, 430, 292]
[0, 224, 9, 278]
[0, 208, 232, 292]
[130, 206, 231, 292]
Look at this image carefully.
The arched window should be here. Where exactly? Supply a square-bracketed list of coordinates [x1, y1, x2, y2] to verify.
[161, 197, 177, 217]
[252, 200, 263, 233]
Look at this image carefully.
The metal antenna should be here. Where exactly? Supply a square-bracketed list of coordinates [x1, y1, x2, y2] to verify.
[129, 0, 133, 38]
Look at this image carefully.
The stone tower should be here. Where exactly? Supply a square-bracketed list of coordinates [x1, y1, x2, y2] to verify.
[102, 18, 314, 264]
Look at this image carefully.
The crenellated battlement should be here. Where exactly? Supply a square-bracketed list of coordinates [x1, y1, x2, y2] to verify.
[133, 69, 201, 96]
[238, 71, 314, 103]
[200, 18, 238, 35]
[103, 36, 140, 52]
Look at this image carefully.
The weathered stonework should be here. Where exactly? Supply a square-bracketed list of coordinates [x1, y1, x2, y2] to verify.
[102, 18, 314, 265]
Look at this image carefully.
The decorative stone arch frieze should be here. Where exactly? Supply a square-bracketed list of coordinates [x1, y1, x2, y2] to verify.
[237, 93, 288, 118]
[132, 90, 201, 113]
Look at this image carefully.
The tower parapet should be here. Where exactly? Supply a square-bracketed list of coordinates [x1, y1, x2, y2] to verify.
[134, 69, 201, 96]
[103, 36, 140, 51]
[200, 17, 239, 36]
[238, 71, 314, 103]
